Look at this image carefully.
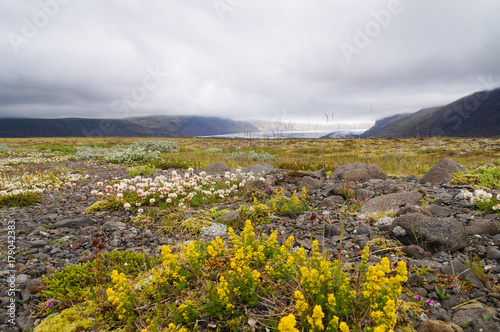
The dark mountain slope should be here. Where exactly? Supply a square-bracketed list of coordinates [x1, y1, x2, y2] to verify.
[363, 88, 500, 138]
[0, 116, 258, 138]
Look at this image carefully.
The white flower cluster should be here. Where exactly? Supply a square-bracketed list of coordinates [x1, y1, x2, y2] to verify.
[461, 189, 500, 210]
[0, 171, 84, 198]
[90, 168, 254, 208]
[0, 152, 70, 168]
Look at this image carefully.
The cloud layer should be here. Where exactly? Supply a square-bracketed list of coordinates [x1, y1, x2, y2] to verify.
[1, 0, 499, 127]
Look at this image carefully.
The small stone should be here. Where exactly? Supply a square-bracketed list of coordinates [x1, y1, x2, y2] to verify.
[70, 242, 82, 250]
[402, 245, 429, 259]
[103, 220, 128, 230]
[53, 217, 93, 229]
[77, 254, 95, 263]
[16, 274, 30, 284]
[416, 319, 463, 332]
[319, 195, 345, 208]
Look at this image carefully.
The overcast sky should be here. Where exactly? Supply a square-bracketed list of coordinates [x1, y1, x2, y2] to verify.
[1, 1, 499, 127]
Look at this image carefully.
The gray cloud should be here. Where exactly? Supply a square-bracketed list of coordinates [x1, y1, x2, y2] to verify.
[1, 0, 499, 127]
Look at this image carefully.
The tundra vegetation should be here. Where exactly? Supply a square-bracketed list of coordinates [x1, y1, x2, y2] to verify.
[1, 136, 500, 331]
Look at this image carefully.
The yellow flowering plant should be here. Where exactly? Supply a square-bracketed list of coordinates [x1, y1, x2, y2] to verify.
[98, 219, 408, 331]
[269, 187, 310, 217]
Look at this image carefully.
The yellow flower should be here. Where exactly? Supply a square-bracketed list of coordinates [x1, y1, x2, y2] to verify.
[161, 245, 179, 266]
[339, 322, 350, 332]
[266, 231, 278, 248]
[294, 290, 308, 315]
[306, 305, 325, 330]
[278, 314, 299, 332]
[327, 293, 336, 311]
[184, 242, 200, 263]
[166, 323, 188, 332]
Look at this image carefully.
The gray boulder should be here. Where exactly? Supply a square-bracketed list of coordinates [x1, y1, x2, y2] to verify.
[360, 191, 423, 214]
[319, 195, 345, 208]
[452, 307, 496, 328]
[330, 163, 387, 181]
[299, 176, 323, 192]
[238, 163, 275, 175]
[428, 205, 453, 217]
[419, 158, 463, 184]
[465, 219, 500, 236]
[389, 213, 467, 253]
[308, 168, 327, 179]
[201, 162, 231, 175]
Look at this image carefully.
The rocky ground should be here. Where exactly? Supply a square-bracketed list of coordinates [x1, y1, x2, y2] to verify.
[1, 159, 500, 331]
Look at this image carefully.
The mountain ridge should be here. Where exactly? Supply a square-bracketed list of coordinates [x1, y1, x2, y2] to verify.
[0, 115, 258, 138]
[363, 88, 500, 138]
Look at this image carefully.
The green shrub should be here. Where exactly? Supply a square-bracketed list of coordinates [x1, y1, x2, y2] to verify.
[130, 140, 179, 153]
[41, 250, 159, 305]
[154, 159, 200, 170]
[104, 147, 161, 164]
[75, 146, 108, 160]
[269, 187, 310, 217]
[454, 166, 500, 189]
[202, 147, 222, 153]
[77, 145, 162, 163]
[37, 145, 77, 154]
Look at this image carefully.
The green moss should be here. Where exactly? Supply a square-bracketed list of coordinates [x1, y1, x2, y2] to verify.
[0, 192, 41, 207]
[239, 203, 272, 223]
[395, 299, 422, 332]
[178, 217, 213, 235]
[127, 165, 154, 177]
[452, 172, 481, 187]
[157, 210, 186, 233]
[85, 200, 121, 213]
[34, 300, 96, 332]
